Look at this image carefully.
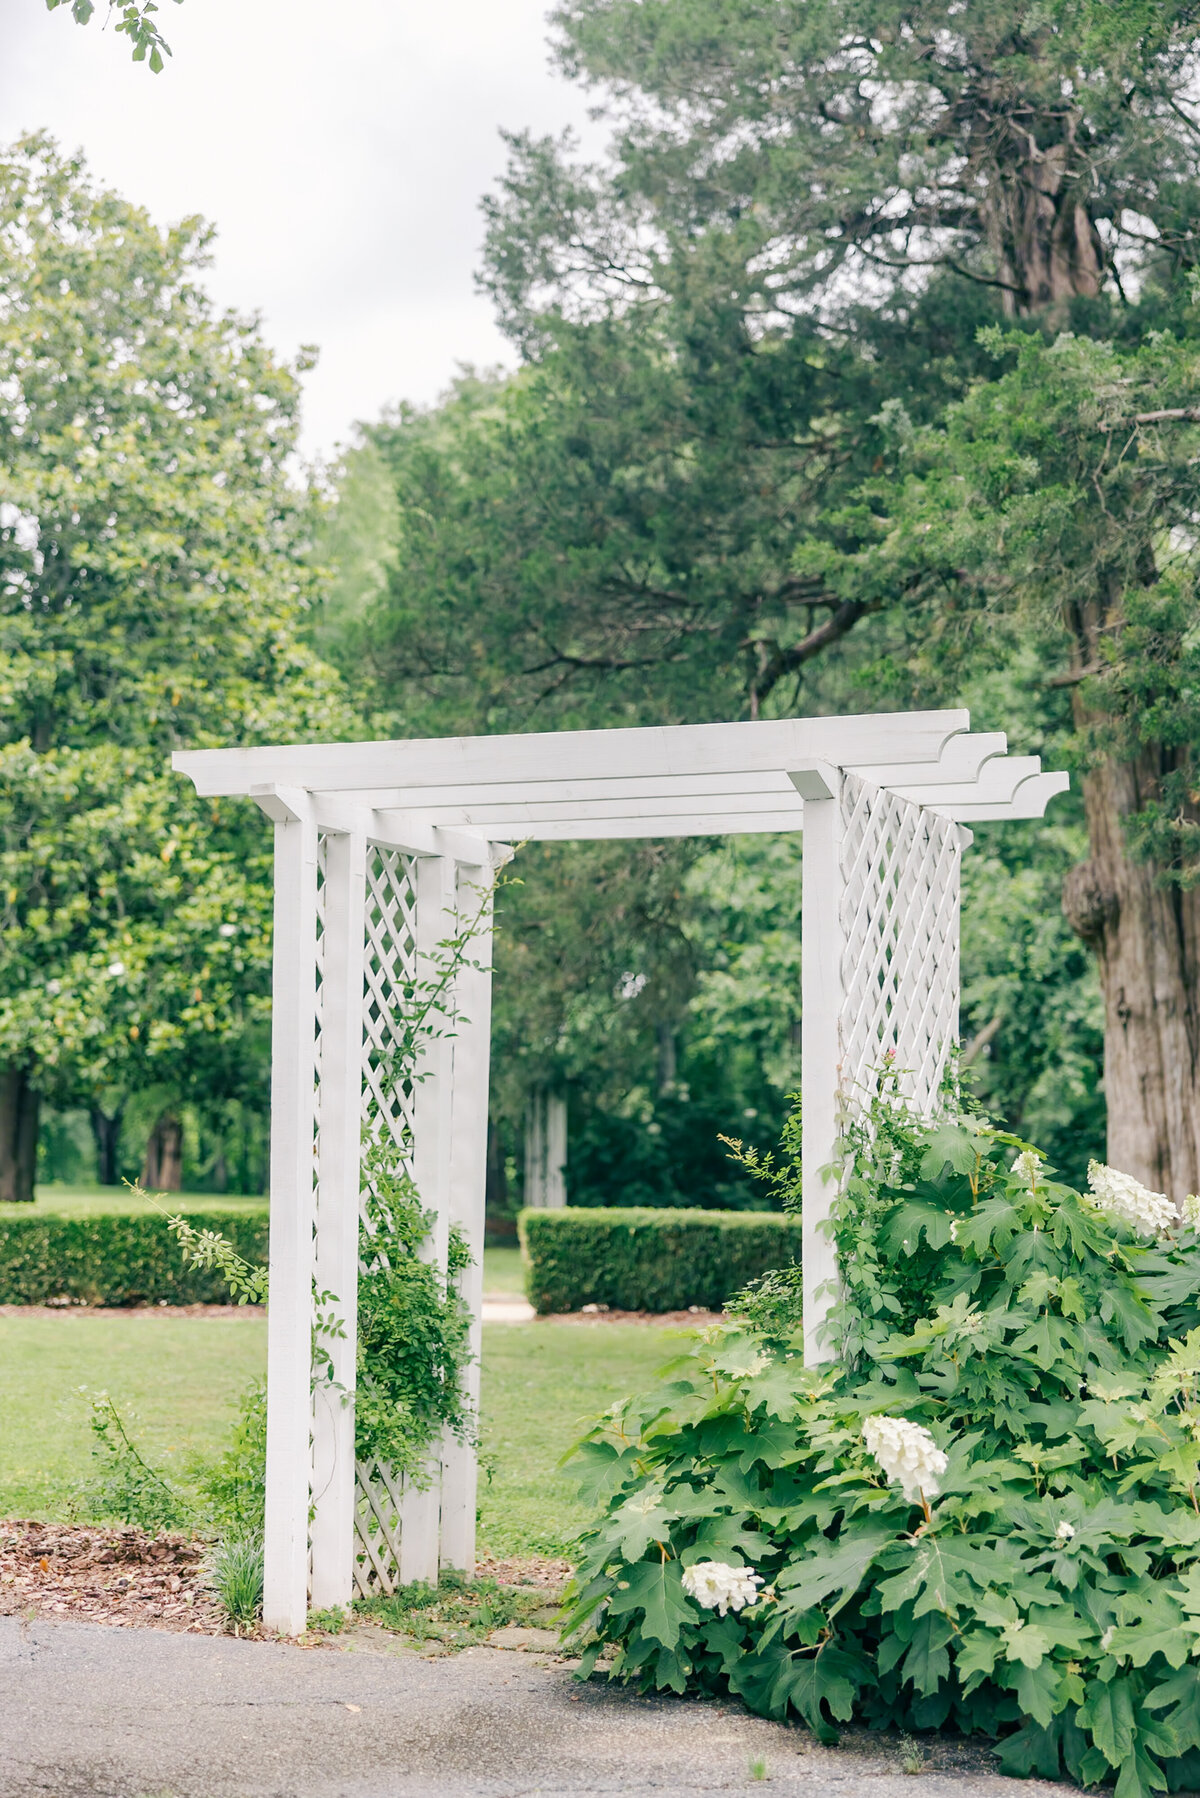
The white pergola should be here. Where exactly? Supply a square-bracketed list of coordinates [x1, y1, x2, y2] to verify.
[174, 709, 1067, 1634]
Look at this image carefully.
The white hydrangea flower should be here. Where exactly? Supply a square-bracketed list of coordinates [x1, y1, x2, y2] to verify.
[681, 1561, 764, 1616]
[1055, 1521, 1076, 1545]
[1012, 1150, 1044, 1188]
[1087, 1160, 1176, 1238]
[862, 1415, 949, 1503]
[1182, 1194, 1200, 1232]
[949, 1218, 959, 1243]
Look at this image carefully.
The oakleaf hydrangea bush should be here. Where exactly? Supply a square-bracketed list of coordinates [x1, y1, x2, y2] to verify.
[562, 1092, 1200, 1798]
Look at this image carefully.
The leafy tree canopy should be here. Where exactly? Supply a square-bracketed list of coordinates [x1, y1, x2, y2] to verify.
[0, 134, 355, 1193]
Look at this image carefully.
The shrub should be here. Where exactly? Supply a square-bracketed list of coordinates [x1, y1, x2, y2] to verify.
[519, 1206, 802, 1314]
[564, 1099, 1200, 1798]
[0, 1210, 269, 1305]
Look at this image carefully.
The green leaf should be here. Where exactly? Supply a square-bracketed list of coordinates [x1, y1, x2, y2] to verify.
[1079, 1676, 1138, 1768]
[606, 1561, 694, 1651]
[776, 1524, 897, 1619]
[899, 1612, 954, 1697]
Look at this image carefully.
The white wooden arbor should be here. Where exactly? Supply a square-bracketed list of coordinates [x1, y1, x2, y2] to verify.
[174, 710, 1066, 1634]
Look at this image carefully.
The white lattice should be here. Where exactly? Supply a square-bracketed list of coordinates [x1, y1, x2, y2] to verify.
[352, 844, 422, 1594]
[838, 773, 960, 1115]
[352, 1455, 405, 1597]
[308, 835, 328, 1576]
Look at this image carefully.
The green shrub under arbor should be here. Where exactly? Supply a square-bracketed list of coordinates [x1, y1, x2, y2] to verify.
[518, 1206, 802, 1314]
[0, 1210, 269, 1305]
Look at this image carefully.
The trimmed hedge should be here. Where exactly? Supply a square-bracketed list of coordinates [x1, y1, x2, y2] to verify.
[0, 1210, 269, 1306]
[518, 1206, 801, 1315]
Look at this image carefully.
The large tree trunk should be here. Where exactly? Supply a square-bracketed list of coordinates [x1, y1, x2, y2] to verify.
[0, 1066, 40, 1203]
[1063, 749, 1200, 1200]
[89, 1103, 125, 1186]
[969, 82, 1105, 319]
[142, 1110, 184, 1192]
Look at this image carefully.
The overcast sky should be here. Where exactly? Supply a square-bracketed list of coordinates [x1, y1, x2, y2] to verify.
[1, 0, 595, 460]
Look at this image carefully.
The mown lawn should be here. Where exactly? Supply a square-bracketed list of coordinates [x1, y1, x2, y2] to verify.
[0, 1311, 681, 1554]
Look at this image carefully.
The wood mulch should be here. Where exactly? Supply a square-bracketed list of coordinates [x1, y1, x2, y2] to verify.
[0, 1520, 228, 1634]
[0, 1521, 571, 1637]
[474, 1554, 572, 1591]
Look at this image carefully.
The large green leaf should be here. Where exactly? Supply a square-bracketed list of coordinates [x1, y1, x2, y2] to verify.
[776, 1524, 897, 1619]
[606, 1561, 694, 1651]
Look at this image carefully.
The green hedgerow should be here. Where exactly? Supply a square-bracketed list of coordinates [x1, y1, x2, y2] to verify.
[563, 1092, 1200, 1798]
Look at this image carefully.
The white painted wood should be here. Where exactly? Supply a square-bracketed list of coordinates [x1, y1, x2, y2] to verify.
[310, 824, 366, 1612]
[524, 1092, 545, 1210]
[465, 810, 812, 842]
[439, 861, 497, 1574]
[890, 755, 1042, 809]
[397, 853, 458, 1585]
[173, 710, 970, 797]
[524, 1090, 568, 1208]
[545, 1095, 567, 1209]
[262, 801, 321, 1636]
[852, 731, 1007, 789]
[801, 790, 843, 1368]
[935, 771, 1071, 822]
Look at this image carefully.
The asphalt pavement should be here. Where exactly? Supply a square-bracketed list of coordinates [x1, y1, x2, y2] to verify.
[0, 1615, 1075, 1798]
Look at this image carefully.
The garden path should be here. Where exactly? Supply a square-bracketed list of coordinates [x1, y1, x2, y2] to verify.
[1, 1615, 1078, 1797]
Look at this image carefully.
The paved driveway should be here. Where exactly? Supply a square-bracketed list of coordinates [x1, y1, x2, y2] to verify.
[0, 1615, 1072, 1797]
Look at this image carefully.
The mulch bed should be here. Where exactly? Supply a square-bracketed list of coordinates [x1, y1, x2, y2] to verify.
[0, 1521, 571, 1637]
[0, 1520, 227, 1634]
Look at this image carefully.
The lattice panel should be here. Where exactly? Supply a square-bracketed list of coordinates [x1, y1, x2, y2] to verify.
[838, 772, 960, 1115]
[361, 846, 420, 1182]
[352, 1453, 405, 1597]
[353, 845, 422, 1594]
[308, 834, 328, 1581]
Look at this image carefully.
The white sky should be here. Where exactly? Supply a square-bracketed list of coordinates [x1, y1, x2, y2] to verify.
[1, 0, 596, 460]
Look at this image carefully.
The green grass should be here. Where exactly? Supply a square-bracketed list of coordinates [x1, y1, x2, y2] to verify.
[477, 1321, 680, 1555]
[481, 1246, 525, 1296]
[0, 1310, 267, 1518]
[31, 1182, 267, 1218]
[0, 1311, 678, 1553]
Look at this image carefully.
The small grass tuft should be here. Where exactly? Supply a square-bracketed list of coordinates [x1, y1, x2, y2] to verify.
[208, 1531, 264, 1630]
[345, 1570, 557, 1651]
[748, 1757, 770, 1781]
[900, 1734, 925, 1775]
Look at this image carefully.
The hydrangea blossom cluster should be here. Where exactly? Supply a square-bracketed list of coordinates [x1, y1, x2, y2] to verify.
[681, 1561, 764, 1615]
[862, 1415, 949, 1502]
[1012, 1149, 1044, 1188]
[1087, 1161, 1176, 1238]
[1183, 1193, 1200, 1232]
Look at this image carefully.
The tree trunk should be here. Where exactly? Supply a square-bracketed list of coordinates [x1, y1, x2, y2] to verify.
[0, 1066, 40, 1203]
[1063, 748, 1200, 1199]
[142, 1110, 184, 1192]
[89, 1103, 125, 1186]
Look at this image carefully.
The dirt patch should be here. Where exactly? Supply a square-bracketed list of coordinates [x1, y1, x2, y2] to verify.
[475, 1553, 572, 1590]
[0, 1520, 228, 1633]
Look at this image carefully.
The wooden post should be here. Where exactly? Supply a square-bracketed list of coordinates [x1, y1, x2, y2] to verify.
[397, 852, 457, 1584]
[439, 860, 496, 1573]
[260, 792, 320, 1635]
[800, 779, 844, 1367]
[309, 823, 366, 1612]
